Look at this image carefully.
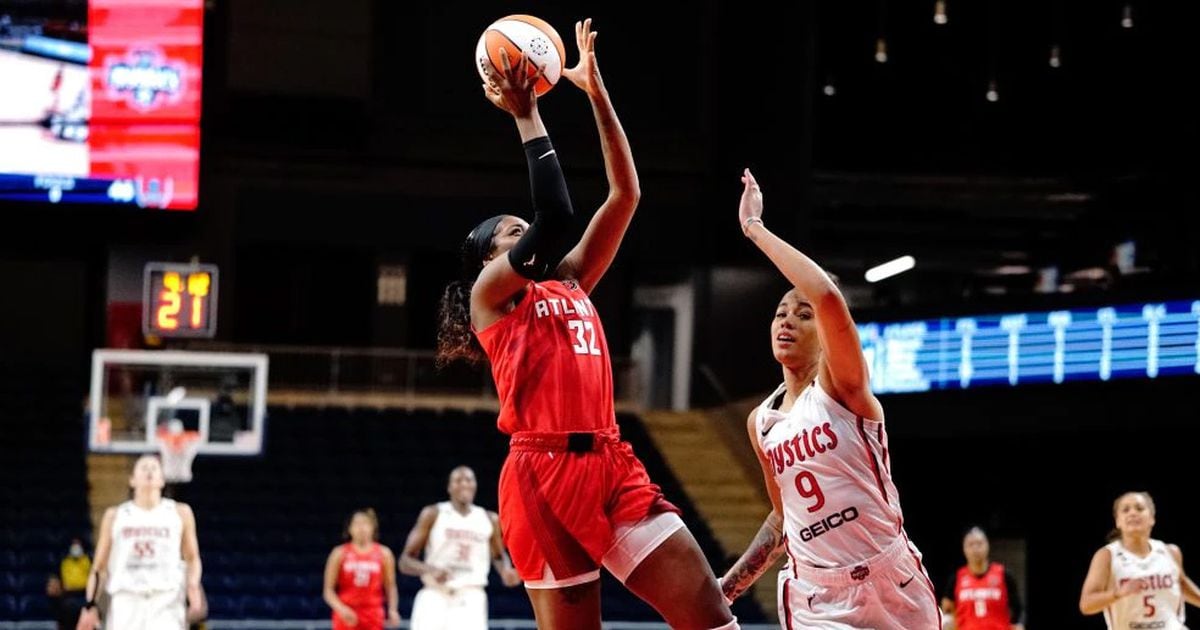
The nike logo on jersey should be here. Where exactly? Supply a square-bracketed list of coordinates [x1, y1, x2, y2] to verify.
[899, 575, 915, 588]
[760, 417, 781, 436]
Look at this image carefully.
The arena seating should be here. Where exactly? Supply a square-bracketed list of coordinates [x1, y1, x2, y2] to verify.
[185, 406, 766, 622]
[0, 369, 91, 621]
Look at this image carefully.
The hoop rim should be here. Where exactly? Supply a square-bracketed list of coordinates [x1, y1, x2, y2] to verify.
[156, 428, 204, 454]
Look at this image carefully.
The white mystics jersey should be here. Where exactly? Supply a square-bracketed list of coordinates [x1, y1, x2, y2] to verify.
[1104, 539, 1186, 630]
[756, 382, 907, 569]
[422, 502, 494, 589]
[107, 499, 184, 594]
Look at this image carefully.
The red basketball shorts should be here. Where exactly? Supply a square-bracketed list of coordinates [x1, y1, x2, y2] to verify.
[498, 430, 680, 585]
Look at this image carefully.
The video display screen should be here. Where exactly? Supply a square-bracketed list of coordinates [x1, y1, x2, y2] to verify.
[0, 0, 202, 209]
[860, 299, 1200, 393]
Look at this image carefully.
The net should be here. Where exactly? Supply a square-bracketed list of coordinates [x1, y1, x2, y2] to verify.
[157, 426, 202, 483]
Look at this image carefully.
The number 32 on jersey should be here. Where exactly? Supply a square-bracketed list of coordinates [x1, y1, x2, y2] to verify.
[568, 319, 601, 356]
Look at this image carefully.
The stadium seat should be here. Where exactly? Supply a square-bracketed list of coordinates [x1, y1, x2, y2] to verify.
[176, 406, 760, 622]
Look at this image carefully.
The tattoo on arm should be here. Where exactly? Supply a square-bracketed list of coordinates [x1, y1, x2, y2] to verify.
[723, 514, 785, 602]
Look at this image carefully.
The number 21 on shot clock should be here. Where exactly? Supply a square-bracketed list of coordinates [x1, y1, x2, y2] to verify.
[142, 262, 218, 338]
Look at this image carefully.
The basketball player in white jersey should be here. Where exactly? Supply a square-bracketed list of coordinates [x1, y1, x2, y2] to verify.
[717, 169, 941, 629]
[76, 454, 204, 630]
[1080, 491, 1200, 630]
[401, 466, 521, 630]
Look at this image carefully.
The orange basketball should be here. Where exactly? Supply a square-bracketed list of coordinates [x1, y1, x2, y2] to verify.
[475, 15, 566, 97]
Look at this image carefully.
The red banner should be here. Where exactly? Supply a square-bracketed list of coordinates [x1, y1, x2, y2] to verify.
[88, 0, 203, 209]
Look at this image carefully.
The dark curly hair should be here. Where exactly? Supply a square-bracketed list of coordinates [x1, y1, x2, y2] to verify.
[436, 280, 486, 368]
[435, 215, 506, 369]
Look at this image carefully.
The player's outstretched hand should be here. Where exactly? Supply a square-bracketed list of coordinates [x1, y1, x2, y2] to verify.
[739, 168, 764, 236]
[562, 18, 604, 98]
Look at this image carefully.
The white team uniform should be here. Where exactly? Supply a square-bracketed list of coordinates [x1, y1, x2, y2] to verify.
[1104, 539, 1187, 630]
[756, 382, 941, 629]
[106, 499, 186, 630]
[410, 502, 494, 630]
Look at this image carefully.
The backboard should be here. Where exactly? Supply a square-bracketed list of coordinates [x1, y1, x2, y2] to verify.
[88, 349, 268, 455]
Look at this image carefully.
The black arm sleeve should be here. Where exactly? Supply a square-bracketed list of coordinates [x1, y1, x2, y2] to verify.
[1005, 568, 1024, 623]
[508, 135, 575, 280]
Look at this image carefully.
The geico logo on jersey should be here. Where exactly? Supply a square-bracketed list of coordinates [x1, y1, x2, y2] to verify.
[796, 506, 859, 542]
[105, 49, 183, 109]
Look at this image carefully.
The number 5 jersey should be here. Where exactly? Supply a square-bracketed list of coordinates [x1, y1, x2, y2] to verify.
[1104, 539, 1185, 630]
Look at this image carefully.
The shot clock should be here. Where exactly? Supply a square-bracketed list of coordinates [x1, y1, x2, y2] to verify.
[142, 262, 218, 338]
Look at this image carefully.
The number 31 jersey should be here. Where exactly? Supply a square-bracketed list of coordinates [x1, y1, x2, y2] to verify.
[422, 502, 494, 590]
[336, 542, 384, 611]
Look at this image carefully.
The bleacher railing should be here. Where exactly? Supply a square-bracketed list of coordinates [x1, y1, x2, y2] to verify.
[183, 342, 642, 406]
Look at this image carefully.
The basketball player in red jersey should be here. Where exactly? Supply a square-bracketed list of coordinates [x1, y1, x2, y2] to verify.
[941, 527, 1024, 630]
[436, 18, 737, 630]
[718, 170, 940, 629]
[322, 509, 401, 630]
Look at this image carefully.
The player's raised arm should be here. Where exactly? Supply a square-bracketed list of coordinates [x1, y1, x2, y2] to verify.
[474, 47, 577, 320]
[555, 18, 641, 294]
[738, 168, 883, 421]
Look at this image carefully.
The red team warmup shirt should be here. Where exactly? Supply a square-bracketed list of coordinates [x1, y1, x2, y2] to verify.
[475, 280, 676, 582]
[334, 543, 385, 630]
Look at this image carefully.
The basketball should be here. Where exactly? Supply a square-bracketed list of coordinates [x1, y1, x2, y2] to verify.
[474, 15, 566, 97]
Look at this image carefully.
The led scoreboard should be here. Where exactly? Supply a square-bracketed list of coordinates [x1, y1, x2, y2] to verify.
[142, 262, 218, 338]
[859, 299, 1200, 394]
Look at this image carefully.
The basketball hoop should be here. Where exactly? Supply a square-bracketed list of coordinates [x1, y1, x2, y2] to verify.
[157, 426, 202, 484]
